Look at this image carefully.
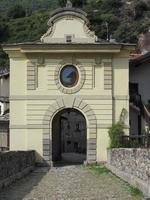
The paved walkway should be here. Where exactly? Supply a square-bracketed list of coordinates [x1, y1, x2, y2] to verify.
[0, 165, 143, 200]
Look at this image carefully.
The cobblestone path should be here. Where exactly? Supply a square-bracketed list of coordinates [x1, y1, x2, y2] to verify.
[0, 165, 143, 200]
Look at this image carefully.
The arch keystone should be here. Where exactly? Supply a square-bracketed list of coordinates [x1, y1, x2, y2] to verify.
[63, 96, 75, 108]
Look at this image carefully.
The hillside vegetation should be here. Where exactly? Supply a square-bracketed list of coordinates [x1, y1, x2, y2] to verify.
[0, 0, 150, 68]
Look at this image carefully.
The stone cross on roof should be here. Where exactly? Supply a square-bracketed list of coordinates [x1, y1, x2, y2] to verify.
[66, 0, 72, 8]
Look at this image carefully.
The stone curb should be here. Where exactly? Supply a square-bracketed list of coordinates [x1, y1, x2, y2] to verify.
[0, 166, 34, 191]
[106, 164, 150, 198]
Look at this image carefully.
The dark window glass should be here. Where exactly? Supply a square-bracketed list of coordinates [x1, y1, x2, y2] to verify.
[66, 35, 72, 43]
[60, 65, 79, 87]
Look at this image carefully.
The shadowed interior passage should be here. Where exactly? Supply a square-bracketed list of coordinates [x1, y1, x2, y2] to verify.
[52, 108, 87, 164]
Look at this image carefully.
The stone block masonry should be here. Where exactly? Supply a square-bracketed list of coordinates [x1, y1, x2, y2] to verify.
[107, 148, 150, 198]
[0, 151, 35, 190]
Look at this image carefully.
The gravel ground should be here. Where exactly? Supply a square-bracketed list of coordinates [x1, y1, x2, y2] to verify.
[0, 165, 143, 200]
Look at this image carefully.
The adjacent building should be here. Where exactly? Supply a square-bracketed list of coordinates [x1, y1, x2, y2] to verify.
[0, 69, 9, 151]
[130, 52, 150, 135]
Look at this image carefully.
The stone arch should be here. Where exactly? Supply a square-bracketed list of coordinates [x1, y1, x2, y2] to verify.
[43, 96, 97, 165]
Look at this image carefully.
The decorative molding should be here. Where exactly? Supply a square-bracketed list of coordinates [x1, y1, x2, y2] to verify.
[10, 125, 27, 129]
[113, 96, 129, 100]
[47, 11, 89, 27]
[54, 64, 86, 94]
[103, 61, 112, 90]
[41, 7, 97, 43]
[27, 61, 37, 90]
[37, 57, 45, 65]
[42, 97, 97, 164]
[10, 124, 129, 130]
[10, 95, 129, 101]
[41, 27, 53, 42]
[95, 57, 101, 65]
[83, 23, 97, 40]
[40, 24, 56, 43]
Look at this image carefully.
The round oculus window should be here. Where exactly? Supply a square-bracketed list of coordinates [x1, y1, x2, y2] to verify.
[60, 65, 79, 88]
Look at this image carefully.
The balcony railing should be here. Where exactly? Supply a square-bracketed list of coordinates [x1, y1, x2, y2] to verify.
[118, 135, 150, 148]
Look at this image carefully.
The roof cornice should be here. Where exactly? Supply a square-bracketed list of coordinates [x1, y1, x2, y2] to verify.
[3, 43, 135, 54]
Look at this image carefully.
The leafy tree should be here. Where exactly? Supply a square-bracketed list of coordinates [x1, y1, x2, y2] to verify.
[7, 5, 26, 19]
[58, 0, 86, 7]
[0, 0, 53, 18]
[58, 0, 66, 7]
[6, 10, 49, 43]
[72, 0, 87, 7]
[98, 0, 123, 13]
[0, 47, 9, 68]
[113, 23, 138, 43]
[0, 22, 9, 42]
[134, 0, 149, 19]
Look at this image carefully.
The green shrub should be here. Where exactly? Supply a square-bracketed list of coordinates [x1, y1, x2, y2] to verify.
[108, 122, 124, 148]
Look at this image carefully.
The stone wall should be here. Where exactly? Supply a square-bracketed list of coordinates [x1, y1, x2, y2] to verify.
[107, 148, 150, 197]
[0, 151, 35, 189]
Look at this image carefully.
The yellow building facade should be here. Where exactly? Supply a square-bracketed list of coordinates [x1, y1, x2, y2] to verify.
[3, 3, 134, 165]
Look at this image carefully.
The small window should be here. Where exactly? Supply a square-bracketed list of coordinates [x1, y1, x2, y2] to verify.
[66, 35, 72, 43]
[60, 65, 79, 88]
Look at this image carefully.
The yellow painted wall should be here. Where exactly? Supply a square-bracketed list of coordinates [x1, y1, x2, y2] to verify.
[8, 50, 130, 163]
[10, 57, 27, 95]
[97, 129, 110, 162]
[10, 130, 27, 150]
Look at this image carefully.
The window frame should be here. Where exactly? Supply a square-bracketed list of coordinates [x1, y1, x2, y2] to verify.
[60, 65, 79, 88]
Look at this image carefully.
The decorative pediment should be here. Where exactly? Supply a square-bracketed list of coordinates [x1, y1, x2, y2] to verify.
[41, 6, 98, 44]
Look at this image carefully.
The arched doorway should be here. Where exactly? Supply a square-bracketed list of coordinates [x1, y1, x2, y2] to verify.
[52, 108, 87, 164]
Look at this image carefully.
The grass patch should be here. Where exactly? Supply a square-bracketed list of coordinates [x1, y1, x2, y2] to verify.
[87, 164, 144, 199]
[87, 164, 110, 175]
[128, 186, 144, 198]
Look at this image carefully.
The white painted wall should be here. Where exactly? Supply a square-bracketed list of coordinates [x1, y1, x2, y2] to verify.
[53, 18, 89, 38]
[42, 17, 96, 43]
[130, 62, 150, 104]
[0, 102, 4, 116]
[0, 77, 9, 97]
